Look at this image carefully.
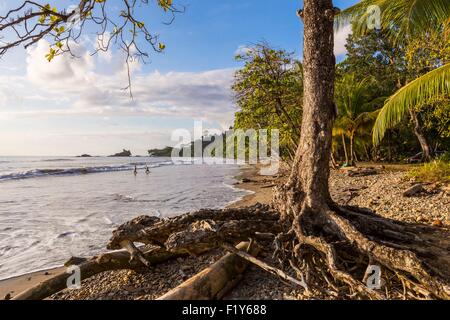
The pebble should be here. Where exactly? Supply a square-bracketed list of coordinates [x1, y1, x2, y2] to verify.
[330, 171, 449, 226]
[432, 220, 443, 227]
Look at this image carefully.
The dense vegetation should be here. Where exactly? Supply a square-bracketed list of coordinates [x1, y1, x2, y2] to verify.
[233, 26, 449, 166]
[233, 44, 303, 161]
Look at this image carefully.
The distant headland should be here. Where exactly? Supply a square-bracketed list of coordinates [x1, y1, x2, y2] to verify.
[108, 149, 132, 157]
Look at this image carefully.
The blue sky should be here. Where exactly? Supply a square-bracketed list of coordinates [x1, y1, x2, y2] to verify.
[0, 0, 359, 156]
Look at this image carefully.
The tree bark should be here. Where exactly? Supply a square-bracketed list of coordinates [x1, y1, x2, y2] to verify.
[297, 0, 336, 204]
[409, 108, 432, 162]
[275, 0, 336, 221]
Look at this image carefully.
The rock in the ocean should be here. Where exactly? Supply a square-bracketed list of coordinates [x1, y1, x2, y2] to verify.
[109, 149, 132, 157]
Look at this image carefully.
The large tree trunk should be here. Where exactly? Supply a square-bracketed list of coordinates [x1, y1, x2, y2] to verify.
[275, 0, 336, 220]
[409, 108, 432, 162]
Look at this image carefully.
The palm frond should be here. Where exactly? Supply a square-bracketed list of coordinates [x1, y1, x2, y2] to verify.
[372, 63, 450, 145]
[336, 0, 450, 40]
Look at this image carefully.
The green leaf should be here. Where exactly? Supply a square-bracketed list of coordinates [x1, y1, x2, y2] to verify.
[372, 63, 450, 145]
[336, 0, 450, 41]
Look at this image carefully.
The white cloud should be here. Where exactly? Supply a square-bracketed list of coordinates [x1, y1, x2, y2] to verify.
[334, 24, 352, 56]
[0, 75, 26, 108]
[0, 39, 239, 154]
[26, 40, 95, 88]
[1, 40, 237, 129]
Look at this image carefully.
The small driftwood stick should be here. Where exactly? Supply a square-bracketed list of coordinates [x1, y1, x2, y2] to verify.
[119, 240, 151, 267]
[221, 243, 309, 291]
[157, 241, 260, 300]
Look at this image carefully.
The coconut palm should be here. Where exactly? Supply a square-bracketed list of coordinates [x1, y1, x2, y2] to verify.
[372, 63, 450, 147]
[334, 74, 383, 166]
[337, 1, 450, 161]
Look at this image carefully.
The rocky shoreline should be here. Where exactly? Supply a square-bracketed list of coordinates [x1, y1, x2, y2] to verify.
[1, 164, 448, 300]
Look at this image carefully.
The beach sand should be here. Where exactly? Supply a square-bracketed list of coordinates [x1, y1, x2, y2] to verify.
[0, 267, 65, 299]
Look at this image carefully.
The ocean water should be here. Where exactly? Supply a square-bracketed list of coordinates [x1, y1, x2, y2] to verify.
[0, 156, 251, 280]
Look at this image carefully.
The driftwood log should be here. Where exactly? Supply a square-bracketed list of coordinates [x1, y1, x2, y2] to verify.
[344, 168, 378, 177]
[107, 204, 280, 262]
[12, 247, 185, 300]
[158, 241, 260, 300]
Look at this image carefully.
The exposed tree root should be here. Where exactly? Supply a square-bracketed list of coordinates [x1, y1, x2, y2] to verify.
[107, 204, 280, 261]
[222, 243, 309, 291]
[102, 195, 450, 300]
[272, 185, 450, 300]
[8, 189, 417, 302]
[20, 202, 445, 300]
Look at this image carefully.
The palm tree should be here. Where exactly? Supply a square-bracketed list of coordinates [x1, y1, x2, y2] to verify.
[334, 74, 383, 165]
[337, 0, 450, 161]
[372, 64, 450, 157]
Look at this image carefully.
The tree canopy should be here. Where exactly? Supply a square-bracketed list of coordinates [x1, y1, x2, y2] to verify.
[232, 43, 303, 160]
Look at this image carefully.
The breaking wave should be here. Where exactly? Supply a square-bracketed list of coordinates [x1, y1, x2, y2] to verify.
[0, 161, 175, 181]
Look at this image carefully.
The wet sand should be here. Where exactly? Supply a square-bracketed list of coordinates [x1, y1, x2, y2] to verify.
[0, 267, 65, 299]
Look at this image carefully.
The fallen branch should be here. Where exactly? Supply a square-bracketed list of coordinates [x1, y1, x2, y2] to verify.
[120, 240, 152, 267]
[158, 241, 260, 300]
[12, 247, 185, 300]
[346, 168, 378, 177]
